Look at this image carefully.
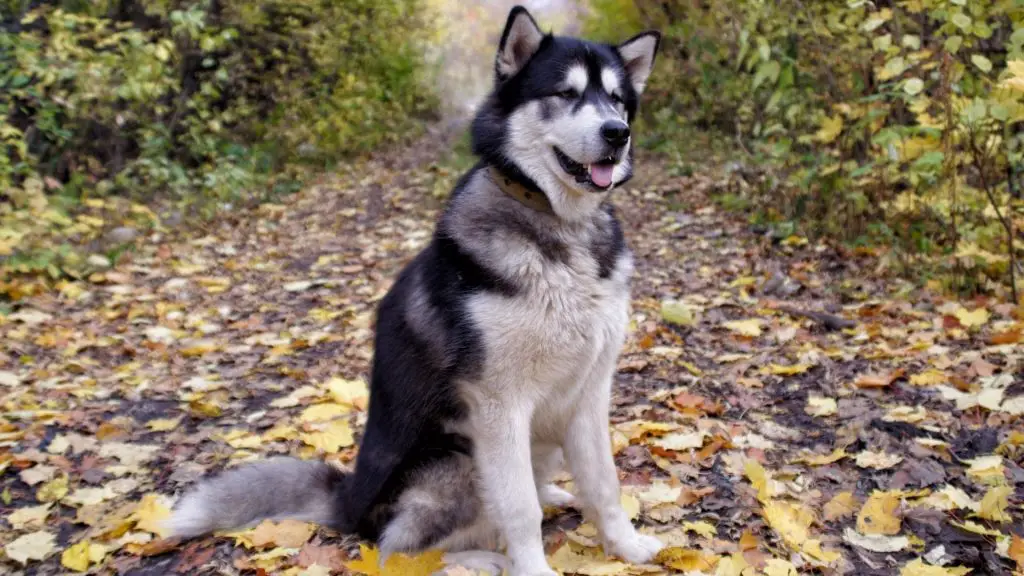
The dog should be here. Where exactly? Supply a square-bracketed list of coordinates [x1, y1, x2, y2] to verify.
[165, 7, 661, 575]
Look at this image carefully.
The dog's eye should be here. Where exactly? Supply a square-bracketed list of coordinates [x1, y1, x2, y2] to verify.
[557, 89, 579, 100]
[610, 93, 623, 104]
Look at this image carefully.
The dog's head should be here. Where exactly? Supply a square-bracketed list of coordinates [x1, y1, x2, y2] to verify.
[472, 6, 659, 221]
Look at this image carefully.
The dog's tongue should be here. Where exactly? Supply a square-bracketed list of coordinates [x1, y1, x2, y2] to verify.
[589, 164, 614, 188]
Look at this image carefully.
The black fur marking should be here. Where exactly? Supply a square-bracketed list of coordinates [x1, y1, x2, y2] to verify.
[335, 177, 517, 538]
[592, 203, 626, 279]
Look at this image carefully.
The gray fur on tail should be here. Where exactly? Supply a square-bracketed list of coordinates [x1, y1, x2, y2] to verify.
[164, 457, 343, 538]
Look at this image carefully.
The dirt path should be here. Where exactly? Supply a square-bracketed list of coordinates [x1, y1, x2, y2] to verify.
[2, 141, 1022, 575]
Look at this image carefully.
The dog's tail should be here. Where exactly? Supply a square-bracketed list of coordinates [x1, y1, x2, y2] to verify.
[163, 457, 348, 538]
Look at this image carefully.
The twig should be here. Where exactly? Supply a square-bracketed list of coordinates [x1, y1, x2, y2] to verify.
[968, 130, 1018, 303]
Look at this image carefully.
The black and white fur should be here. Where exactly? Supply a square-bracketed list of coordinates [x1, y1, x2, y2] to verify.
[165, 7, 661, 576]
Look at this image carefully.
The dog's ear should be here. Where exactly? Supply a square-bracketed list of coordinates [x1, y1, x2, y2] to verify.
[617, 31, 660, 94]
[496, 6, 544, 81]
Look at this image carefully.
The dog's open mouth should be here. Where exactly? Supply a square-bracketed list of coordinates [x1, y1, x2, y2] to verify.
[554, 147, 616, 190]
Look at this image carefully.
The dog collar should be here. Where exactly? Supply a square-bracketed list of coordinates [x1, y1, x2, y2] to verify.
[488, 167, 554, 215]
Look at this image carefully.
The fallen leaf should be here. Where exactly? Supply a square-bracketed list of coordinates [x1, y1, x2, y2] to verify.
[805, 395, 838, 417]
[649, 431, 706, 451]
[60, 540, 108, 572]
[855, 450, 904, 470]
[250, 519, 316, 548]
[764, 363, 811, 376]
[723, 319, 763, 337]
[964, 455, 1005, 485]
[36, 474, 69, 503]
[762, 558, 799, 576]
[954, 306, 989, 328]
[132, 493, 172, 538]
[301, 419, 355, 453]
[0, 370, 21, 387]
[975, 485, 1012, 523]
[824, 491, 859, 521]
[662, 300, 700, 327]
[4, 531, 56, 564]
[1009, 534, 1024, 572]
[843, 527, 909, 552]
[681, 520, 717, 539]
[7, 503, 52, 529]
[345, 543, 446, 576]
[910, 369, 948, 386]
[857, 491, 902, 535]
[656, 547, 720, 572]
[900, 558, 973, 576]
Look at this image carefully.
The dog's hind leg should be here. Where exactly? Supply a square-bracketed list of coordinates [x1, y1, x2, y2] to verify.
[377, 454, 481, 563]
[533, 444, 577, 508]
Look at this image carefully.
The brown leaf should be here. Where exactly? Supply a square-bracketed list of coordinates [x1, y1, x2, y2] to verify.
[296, 542, 347, 570]
[824, 491, 859, 522]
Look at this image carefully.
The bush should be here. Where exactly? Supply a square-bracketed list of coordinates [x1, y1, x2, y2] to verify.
[586, 0, 1024, 300]
[0, 0, 437, 290]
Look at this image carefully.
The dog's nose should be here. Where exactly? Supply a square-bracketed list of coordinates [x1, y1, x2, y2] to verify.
[601, 121, 630, 147]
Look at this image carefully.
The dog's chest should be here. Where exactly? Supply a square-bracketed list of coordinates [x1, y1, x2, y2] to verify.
[468, 240, 633, 392]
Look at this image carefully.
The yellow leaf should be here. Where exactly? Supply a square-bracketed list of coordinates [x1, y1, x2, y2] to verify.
[300, 402, 351, 423]
[681, 520, 717, 539]
[763, 558, 799, 576]
[857, 491, 902, 535]
[763, 500, 812, 550]
[965, 455, 1005, 485]
[975, 485, 1012, 523]
[146, 417, 182, 432]
[324, 377, 369, 410]
[816, 114, 844, 143]
[824, 491, 859, 521]
[744, 459, 771, 503]
[36, 474, 69, 503]
[249, 519, 315, 548]
[345, 543, 445, 576]
[301, 419, 354, 453]
[805, 395, 838, 417]
[723, 319, 763, 337]
[220, 429, 263, 449]
[764, 363, 811, 376]
[910, 369, 948, 386]
[954, 306, 989, 328]
[900, 558, 973, 576]
[714, 553, 750, 576]
[662, 300, 699, 327]
[132, 493, 172, 538]
[794, 448, 847, 466]
[1008, 60, 1024, 78]
[4, 531, 56, 564]
[655, 547, 720, 572]
[61, 540, 107, 572]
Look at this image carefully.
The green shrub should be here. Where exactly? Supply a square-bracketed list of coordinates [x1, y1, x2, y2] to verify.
[0, 0, 437, 290]
[587, 0, 1024, 300]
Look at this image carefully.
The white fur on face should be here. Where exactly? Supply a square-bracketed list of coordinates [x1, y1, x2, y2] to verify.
[600, 68, 620, 96]
[503, 66, 632, 221]
[566, 65, 588, 94]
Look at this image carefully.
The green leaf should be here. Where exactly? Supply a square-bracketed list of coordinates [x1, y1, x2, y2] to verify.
[951, 13, 972, 30]
[903, 78, 924, 95]
[945, 36, 964, 53]
[878, 56, 907, 81]
[970, 55, 992, 73]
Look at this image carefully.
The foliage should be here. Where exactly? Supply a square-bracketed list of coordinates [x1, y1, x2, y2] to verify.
[0, 0, 436, 292]
[586, 0, 1024, 300]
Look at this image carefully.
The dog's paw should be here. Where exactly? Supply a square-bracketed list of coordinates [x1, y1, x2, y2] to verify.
[538, 483, 577, 508]
[605, 532, 664, 565]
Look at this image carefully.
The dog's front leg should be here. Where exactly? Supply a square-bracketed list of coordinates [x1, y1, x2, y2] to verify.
[471, 400, 555, 576]
[564, 360, 664, 564]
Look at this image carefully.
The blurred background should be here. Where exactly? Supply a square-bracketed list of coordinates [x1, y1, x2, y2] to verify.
[1, 0, 1022, 300]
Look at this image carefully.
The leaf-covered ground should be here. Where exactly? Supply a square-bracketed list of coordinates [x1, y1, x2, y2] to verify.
[2, 135, 1023, 575]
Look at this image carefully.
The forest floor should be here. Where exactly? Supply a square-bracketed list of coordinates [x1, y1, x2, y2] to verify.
[2, 129, 1023, 576]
